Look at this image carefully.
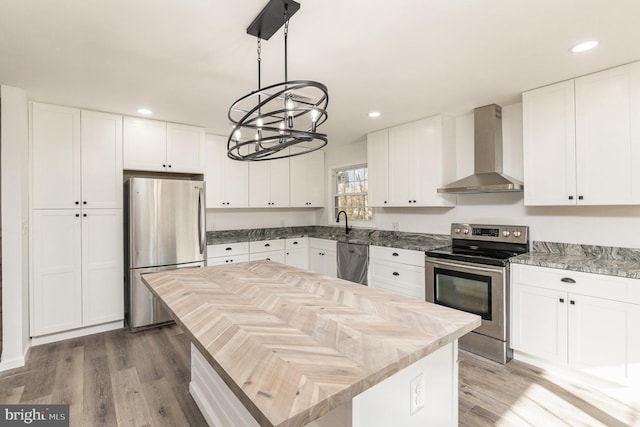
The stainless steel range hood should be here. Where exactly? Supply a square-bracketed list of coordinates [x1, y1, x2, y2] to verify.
[438, 104, 523, 194]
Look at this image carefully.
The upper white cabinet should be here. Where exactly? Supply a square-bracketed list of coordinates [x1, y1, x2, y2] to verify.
[204, 134, 249, 208]
[523, 61, 640, 205]
[367, 129, 389, 206]
[289, 147, 325, 207]
[31, 103, 122, 209]
[124, 117, 205, 173]
[369, 115, 456, 207]
[249, 155, 290, 208]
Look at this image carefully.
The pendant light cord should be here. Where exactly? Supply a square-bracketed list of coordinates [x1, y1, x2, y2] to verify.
[284, 5, 289, 82]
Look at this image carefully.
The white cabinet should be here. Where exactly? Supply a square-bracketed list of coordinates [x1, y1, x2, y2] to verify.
[522, 80, 576, 206]
[81, 209, 124, 326]
[284, 237, 309, 270]
[206, 242, 250, 266]
[31, 210, 83, 335]
[249, 156, 290, 207]
[31, 104, 122, 209]
[204, 134, 249, 208]
[367, 129, 389, 207]
[290, 148, 325, 207]
[124, 117, 205, 173]
[369, 246, 425, 300]
[30, 209, 123, 336]
[249, 239, 286, 263]
[511, 264, 640, 385]
[369, 115, 456, 208]
[308, 238, 337, 277]
[523, 61, 640, 205]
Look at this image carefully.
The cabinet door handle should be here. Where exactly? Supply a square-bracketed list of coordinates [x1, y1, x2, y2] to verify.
[568, 196, 574, 200]
[392, 272, 400, 276]
[561, 277, 576, 284]
[266, 258, 271, 261]
[225, 247, 232, 251]
[75, 213, 80, 217]
[559, 298, 564, 303]
[264, 243, 270, 247]
[570, 300, 576, 305]
[293, 241, 298, 245]
[578, 196, 583, 200]
[392, 252, 399, 257]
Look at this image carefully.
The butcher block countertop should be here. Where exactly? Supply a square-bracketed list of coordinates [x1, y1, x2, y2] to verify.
[141, 261, 480, 427]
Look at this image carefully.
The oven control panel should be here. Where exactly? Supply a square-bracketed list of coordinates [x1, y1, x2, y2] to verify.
[450, 223, 528, 244]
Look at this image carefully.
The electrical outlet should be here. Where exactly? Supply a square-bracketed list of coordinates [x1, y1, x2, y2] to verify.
[410, 373, 425, 415]
[392, 222, 399, 232]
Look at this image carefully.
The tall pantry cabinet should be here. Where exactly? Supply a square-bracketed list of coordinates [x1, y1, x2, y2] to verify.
[30, 103, 124, 338]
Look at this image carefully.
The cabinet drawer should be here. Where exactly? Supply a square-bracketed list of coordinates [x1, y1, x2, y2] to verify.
[370, 260, 425, 299]
[285, 237, 308, 250]
[250, 239, 285, 253]
[309, 238, 337, 252]
[207, 242, 249, 258]
[370, 245, 424, 267]
[512, 264, 637, 304]
[249, 250, 285, 263]
[207, 254, 249, 266]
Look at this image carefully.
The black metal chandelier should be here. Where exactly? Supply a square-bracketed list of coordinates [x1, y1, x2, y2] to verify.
[227, 0, 329, 161]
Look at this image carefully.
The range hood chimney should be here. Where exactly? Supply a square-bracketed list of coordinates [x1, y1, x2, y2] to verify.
[437, 104, 523, 194]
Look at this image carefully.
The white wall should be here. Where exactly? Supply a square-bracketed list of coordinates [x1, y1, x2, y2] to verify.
[1, 85, 30, 370]
[323, 103, 640, 249]
[206, 208, 317, 231]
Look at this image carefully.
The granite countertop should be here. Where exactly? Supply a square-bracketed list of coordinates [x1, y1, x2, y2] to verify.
[142, 261, 480, 427]
[510, 241, 640, 280]
[207, 225, 451, 253]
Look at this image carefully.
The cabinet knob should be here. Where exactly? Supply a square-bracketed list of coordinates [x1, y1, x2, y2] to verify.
[163, 164, 166, 167]
[384, 201, 387, 204]
[578, 195, 584, 200]
[413, 200, 416, 203]
[230, 259, 234, 262]
[168, 165, 172, 168]
[559, 298, 565, 303]
[266, 258, 271, 261]
[392, 272, 400, 276]
[570, 300, 576, 305]
[75, 213, 80, 217]
[75, 201, 79, 205]
[83, 201, 87, 205]
[222, 202, 225, 205]
[392, 252, 399, 257]
[83, 213, 87, 217]
[561, 277, 576, 284]
[226, 202, 230, 205]
[225, 260, 229, 263]
[568, 196, 574, 200]
[286, 252, 290, 255]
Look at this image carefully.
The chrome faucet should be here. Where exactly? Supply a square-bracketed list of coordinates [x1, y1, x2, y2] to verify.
[336, 210, 351, 235]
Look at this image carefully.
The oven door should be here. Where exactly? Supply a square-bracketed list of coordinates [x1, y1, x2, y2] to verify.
[425, 257, 506, 341]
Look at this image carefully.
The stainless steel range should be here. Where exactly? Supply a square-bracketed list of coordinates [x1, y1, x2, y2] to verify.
[425, 223, 529, 364]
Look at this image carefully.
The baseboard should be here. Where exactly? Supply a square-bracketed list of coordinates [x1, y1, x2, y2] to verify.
[0, 340, 31, 372]
[30, 320, 124, 346]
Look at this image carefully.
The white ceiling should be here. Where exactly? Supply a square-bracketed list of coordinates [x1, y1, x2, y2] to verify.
[2, 0, 640, 146]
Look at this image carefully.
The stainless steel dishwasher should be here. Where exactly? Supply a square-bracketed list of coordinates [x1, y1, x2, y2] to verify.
[337, 242, 368, 285]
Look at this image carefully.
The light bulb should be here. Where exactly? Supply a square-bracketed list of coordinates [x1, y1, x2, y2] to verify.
[286, 98, 294, 110]
[256, 117, 264, 128]
[279, 121, 285, 135]
[311, 109, 319, 132]
[234, 130, 241, 140]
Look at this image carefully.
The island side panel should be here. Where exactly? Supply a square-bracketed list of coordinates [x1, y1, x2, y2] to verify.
[191, 341, 458, 427]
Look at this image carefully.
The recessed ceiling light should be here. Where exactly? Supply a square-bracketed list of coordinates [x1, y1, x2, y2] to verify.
[570, 40, 599, 53]
[368, 111, 381, 118]
[137, 108, 153, 115]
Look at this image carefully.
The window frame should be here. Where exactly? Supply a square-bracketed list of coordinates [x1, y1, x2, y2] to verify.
[329, 163, 376, 228]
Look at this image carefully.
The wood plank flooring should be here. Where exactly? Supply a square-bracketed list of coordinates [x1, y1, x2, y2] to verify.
[1, 325, 639, 426]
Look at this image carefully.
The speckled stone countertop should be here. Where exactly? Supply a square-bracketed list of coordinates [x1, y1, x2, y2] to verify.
[206, 226, 451, 253]
[510, 241, 640, 280]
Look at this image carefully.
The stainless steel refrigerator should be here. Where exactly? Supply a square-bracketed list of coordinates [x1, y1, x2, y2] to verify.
[124, 177, 206, 330]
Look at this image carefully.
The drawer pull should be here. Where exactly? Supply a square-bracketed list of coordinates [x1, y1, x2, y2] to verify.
[561, 277, 576, 284]
[559, 298, 564, 303]
[570, 300, 576, 305]
[225, 247, 232, 251]
[392, 272, 400, 276]
[392, 252, 399, 257]
[265, 243, 271, 247]
[266, 258, 271, 261]
[293, 241, 298, 245]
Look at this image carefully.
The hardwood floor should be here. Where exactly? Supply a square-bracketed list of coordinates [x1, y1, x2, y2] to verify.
[1, 325, 638, 426]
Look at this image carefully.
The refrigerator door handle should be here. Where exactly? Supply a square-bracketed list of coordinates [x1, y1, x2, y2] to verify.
[198, 186, 205, 255]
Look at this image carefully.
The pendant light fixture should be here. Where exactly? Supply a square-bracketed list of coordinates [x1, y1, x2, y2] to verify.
[227, 0, 329, 161]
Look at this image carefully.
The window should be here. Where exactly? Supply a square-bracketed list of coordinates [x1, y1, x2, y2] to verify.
[333, 165, 373, 222]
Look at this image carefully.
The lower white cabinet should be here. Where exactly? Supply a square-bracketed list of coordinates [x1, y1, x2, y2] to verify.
[206, 242, 249, 266]
[249, 239, 286, 264]
[284, 237, 309, 269]
[511, 264, 640, 385]
[308, 238, 337, 277]
[369, 246, 425, 300]
[31, 209, 123, 337]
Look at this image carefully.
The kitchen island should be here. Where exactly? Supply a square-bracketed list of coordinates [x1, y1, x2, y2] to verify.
[142, 261, 480, 427]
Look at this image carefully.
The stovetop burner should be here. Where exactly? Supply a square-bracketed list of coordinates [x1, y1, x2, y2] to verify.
[426, 223, 529, 266]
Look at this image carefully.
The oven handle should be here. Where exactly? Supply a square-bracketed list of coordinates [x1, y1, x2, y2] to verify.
[425, 257, 505, 274]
